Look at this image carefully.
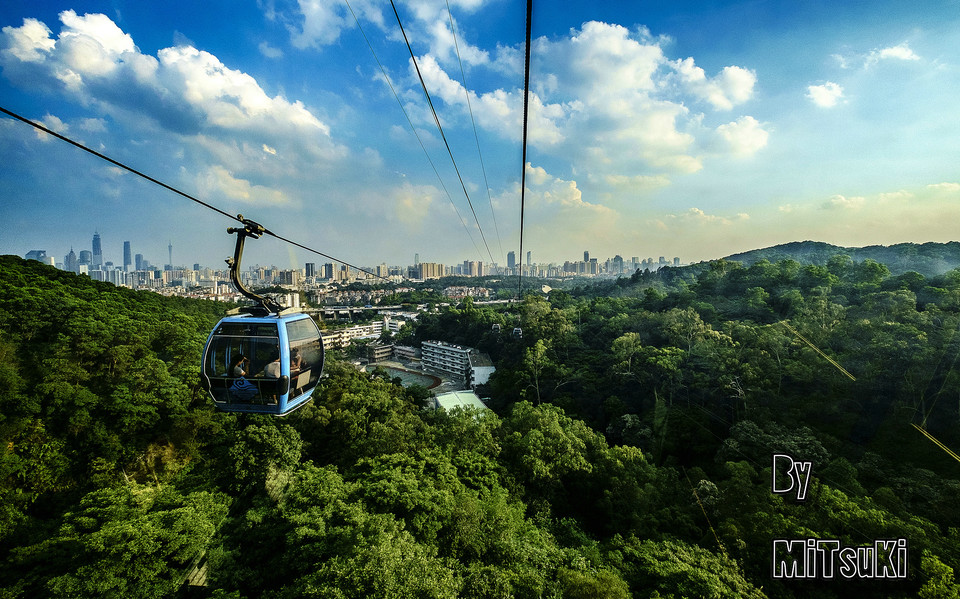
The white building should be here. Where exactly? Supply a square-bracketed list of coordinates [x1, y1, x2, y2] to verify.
[433, 390, 488, 412]
[422, 340, 495, 386]
[422, 340, 472, 379]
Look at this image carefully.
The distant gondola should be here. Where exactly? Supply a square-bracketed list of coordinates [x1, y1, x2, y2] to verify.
[200, 216, 324, 415]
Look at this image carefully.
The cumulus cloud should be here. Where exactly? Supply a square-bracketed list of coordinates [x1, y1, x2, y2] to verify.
[603, 173, 671, 192]
[509, 164, 627, 259]
[1, 17, 55, 62]
[196, 165, 291, 206]
[415, 53, 566, 145]
[822, 194, 865, 210]
[927, 182, 960, 193]
[270, 6, 766, 199]
[836, 42, 922, 69]
[519, 21, 763, 185]
[36, 113, 68, 141]
[0, 10, 353, 211]
[671, 59, 756, 110]
[666, 207, 749, 226]
[524, 163, 613, 214]
[392, 181, 436, 227]
[807, 81, 844, 107]
[1, 12, 333, 140]
[715, 116, 769, 157]
[289, 0, 350, 48]
[875, 42, 920, 62]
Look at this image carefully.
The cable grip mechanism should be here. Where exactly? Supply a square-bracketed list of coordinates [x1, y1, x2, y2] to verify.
[226, 214, 283, 315]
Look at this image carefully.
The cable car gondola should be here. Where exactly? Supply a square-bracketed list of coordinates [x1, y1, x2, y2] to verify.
[200, 217, 324, 415]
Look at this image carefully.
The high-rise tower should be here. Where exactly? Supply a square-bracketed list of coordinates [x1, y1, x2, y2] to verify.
[123, 241, 132, 272]
[92, 232, 103, 268]
[65, 248, 78, 273]
[507, 251, 516, 269]
[167, 241, 173, 270]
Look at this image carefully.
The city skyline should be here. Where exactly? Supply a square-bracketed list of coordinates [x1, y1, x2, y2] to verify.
[23, 229, 681, 275]
[2, 1, 959, 268]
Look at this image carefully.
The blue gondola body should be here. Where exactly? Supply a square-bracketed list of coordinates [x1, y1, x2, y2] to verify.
[200, 311, 324, 416]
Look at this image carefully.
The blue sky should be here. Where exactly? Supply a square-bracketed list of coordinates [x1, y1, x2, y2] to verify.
[1, 0, 958, 271]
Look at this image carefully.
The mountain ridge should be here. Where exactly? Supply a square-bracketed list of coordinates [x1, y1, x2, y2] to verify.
[722, 240, 960, 276]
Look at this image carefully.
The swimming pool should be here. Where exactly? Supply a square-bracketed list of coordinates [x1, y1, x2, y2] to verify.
[365, 365, 441, 389]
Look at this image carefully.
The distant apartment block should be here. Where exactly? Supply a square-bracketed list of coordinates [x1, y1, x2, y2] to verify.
[367, 342, 394, 363]
[321, 320, 385, 349]
[394, 345, 421, 361]
[421, 340, 495, 386]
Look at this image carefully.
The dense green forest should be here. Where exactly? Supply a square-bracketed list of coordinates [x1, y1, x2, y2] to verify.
[1, 253, 959, 598]
[724, 241, 960, 278]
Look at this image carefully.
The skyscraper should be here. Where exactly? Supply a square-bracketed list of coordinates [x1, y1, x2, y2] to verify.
[305, 263, 316, 278]
[64, 248, 78, 273]
[123, 241, 132, 272]
[584, 250, 590, 263]
[507, 251, 516, 269]
[92, 232, 102, 268]
[526, 251, 531, 266]
[135, 254, 144, 271]
[168, 241, 173, 270]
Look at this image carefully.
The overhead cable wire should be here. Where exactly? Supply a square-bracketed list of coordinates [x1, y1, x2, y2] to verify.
[387, 0, 498, 270]
[780, 321, 856, 381]
[518, 0, 533, 298]
[445, 0, 505, 271]
[0, 105, 389, 281]
[343, 0, 485, 264]
[918, 321, 960, 427]
[1, 106, 239, 223]
[911, 423, 960, 464]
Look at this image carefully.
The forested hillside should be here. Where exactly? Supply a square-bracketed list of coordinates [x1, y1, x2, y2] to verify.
[724, 241, 960, 277]
[1, 254, 959, 598]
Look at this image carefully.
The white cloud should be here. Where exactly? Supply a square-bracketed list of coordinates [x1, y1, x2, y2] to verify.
[807, 81, 844, 107]
[415, 54, 567, 145]
[289, 0, 349, 48]
[876, 43, 920, 62]
[258, 41, 283, 59]
[715, 116, 769, 157]
[603, 173, 671, 192]
[196, 165, 290, 206]
[525, 163, 613, 214]
[425, 15, 489, 67]
[877, 190, 913, 201]
[671, 58, 756, 110]
[0, 11, 358, 216]
[78, 117, 107, 132]
[927, 182, 960, 193]
[1, 17, 55, 62]
[392, 181, 436, 227]
[822, 194, 865, 210]
[35, 113, 68, 141]
[837, 42, 923, 69]
[666, 207, 748, 226]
